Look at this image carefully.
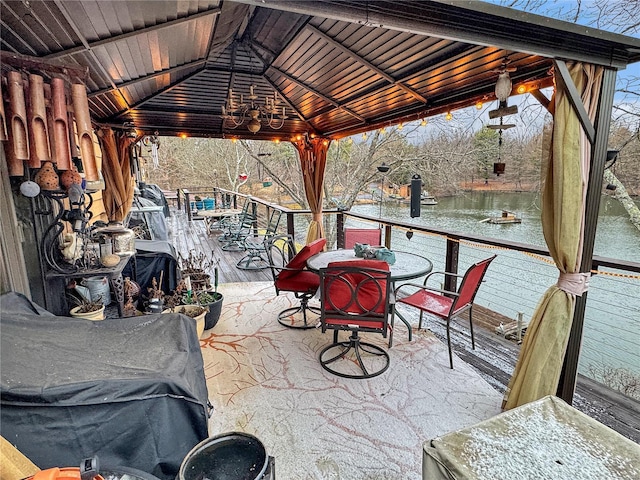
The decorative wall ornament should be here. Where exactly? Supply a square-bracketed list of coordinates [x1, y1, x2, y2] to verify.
[71, 83, 99, 187]
[6, 71, 29, 176]
[27, 74, 51, 168]
[50, 78, 72, 170]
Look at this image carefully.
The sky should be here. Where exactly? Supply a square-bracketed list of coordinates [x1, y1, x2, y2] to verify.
[482, 0, 640, 81]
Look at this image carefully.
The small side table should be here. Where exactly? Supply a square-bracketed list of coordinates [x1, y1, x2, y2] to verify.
[45, 255, 131, 317]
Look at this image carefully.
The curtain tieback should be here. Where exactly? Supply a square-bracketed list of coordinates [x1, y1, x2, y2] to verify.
[557, 272, 590, 296]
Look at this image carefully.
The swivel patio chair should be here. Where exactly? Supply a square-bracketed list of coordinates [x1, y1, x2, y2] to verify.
[236, 209, 282, 270]
[319, 260, 392, 379]
[264, 234, 327, 329]
[393, 255, 496, 369]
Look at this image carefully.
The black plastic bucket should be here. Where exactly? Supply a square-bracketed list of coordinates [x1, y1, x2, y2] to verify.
[179, 432, 270, 480]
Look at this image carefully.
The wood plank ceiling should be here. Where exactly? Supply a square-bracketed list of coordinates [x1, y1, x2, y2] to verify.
[1, 0, 639, 141]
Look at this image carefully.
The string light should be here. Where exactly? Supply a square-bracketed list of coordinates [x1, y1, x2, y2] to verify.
[348, 137, 353, 144]
[273, 138, 280, 143]
[445, 111, 453, 121]
[420, 118, 428, 127]
[379, 127, 386, 134]
[362, 132, 368, 140]
[516, 85, 527, 94]
[180, 133, 188, 139]
[398, 123, 404, 130]
[475, 101, 483, 110]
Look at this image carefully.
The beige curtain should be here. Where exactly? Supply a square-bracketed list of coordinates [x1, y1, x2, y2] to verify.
[97, 127, 135, 222]
[503, 62, 603, 409]
[292, 136, 330, 243]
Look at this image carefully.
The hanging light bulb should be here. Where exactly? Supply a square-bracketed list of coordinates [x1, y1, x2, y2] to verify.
[475, 101, 483, 110]
[379, 127, 386, 134]
[445, 112, 453, 121]
[362, 132, 368, 140]
[516, 84, 527, 95]
[398, 122, 404, 130]
[420, 118, 427, 127]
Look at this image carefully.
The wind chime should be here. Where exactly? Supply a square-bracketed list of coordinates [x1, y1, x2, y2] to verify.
[488, 57, 518, 176]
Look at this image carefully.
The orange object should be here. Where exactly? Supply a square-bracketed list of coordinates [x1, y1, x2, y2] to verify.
[0, 80, 7, 141]
[29, 467, 103, 480]
[27, 74, 51, 168]
[50, 78, 71, 170]
[6, 71, 29, 176]
[71, 83, 98, 182]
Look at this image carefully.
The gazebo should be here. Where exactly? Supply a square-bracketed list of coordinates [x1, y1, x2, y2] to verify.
[2, 0, 639, 409]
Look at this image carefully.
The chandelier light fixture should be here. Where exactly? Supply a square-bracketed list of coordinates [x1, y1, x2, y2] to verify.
[221, 85, 287, 133]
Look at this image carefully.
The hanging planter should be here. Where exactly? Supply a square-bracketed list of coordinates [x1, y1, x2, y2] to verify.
[493, 162, 506, 175]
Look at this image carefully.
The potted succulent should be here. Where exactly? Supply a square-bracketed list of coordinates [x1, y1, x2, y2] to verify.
[69, 295, 105, 321]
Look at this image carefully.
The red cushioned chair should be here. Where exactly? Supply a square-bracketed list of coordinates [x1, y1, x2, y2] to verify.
[319, 259, 392, 379]
[344, 228, 382, 249]
[393, 255, 496, 369]
[264, 234, 327, 329]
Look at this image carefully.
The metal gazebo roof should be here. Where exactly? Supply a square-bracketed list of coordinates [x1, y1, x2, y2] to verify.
[2, 0, 639, 140]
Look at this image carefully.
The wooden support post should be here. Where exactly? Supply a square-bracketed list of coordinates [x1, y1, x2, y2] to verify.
[444, 236, 460, 293]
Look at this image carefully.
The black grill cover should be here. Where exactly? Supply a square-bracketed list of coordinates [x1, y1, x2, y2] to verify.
[0, 292, 209, 480]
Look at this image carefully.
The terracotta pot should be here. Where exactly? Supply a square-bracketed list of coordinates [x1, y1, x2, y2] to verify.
[69, 304, 105, 321]
[34, 161, 60, 191]
[60, 164, 82, 189]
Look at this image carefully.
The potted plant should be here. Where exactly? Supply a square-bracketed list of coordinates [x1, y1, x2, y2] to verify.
[179, 250, 217, 291]
[146, 276, 165, 313]
[199, 266, 223, 330]
[69, 295, 105, 321]
[163, 279, 207, 337]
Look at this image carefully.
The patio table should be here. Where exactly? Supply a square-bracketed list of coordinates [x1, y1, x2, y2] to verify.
[198, 208, 242, 233]
[307, 249, 433, 340]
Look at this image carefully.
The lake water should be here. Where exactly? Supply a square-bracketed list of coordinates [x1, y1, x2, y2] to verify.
[351, 192, 640, 380]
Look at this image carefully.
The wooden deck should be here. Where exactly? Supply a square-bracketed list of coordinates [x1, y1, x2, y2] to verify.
[171, 216, 273, 284]
[170, 213, 640, 443]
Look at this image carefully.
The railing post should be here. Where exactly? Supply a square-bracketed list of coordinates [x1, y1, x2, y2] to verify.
[384, 224, 392, 249]
[176, 189, 182, 211]
[336, 213, 345, 248]
[184, 189, 192, 222]
[286, 212, 295, 238]
[444, 236, 459, 293]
